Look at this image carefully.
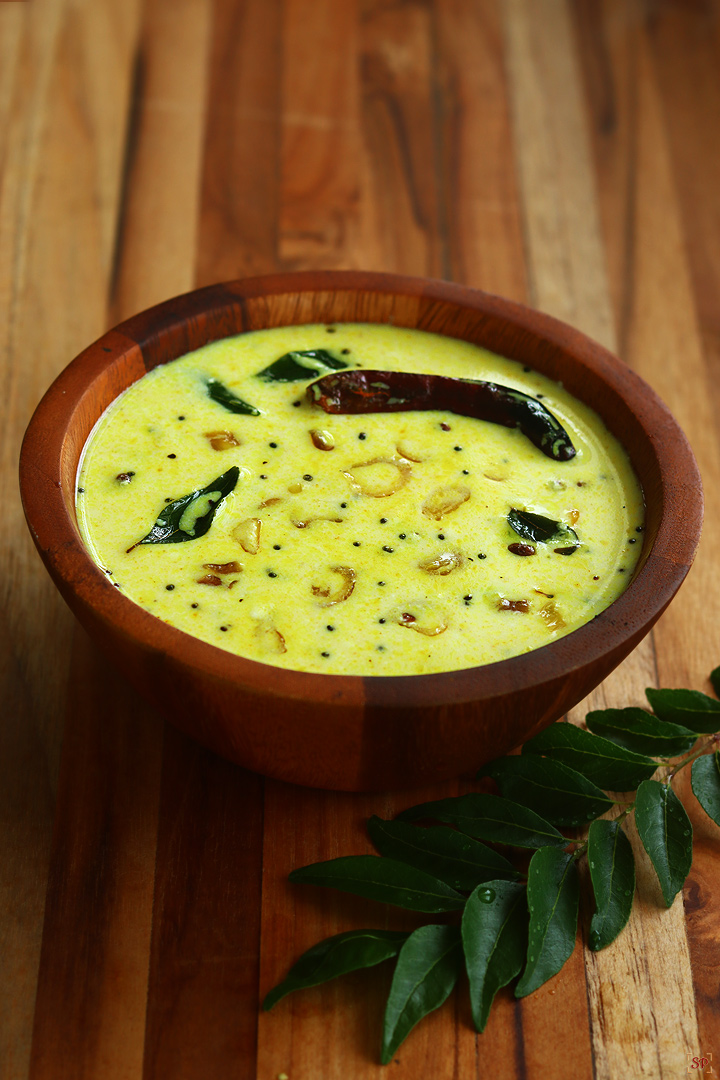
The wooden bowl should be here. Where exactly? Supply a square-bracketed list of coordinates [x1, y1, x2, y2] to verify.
[20, 272, 703, 791]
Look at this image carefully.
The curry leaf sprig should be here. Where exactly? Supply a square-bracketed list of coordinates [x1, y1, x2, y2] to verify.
[263, 669, 720, 1064]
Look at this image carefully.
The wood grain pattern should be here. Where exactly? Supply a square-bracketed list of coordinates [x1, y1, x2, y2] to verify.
[360, 0, 447, 277]
[108, 0, 212, 325]
[433, 0, 528, 300]
[1, 1, 142, 1076]
[143, 731, 264, 1079]
[573, 3, 720, 1065]
[4, 0, 720, 1077]
[195, 0, 282, 285]
[28, 635, 162, 1080]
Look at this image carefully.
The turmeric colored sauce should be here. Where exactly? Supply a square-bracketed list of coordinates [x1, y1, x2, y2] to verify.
[76, 324, 644, 675]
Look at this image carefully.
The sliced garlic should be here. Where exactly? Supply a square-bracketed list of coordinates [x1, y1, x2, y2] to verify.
[397, 613, 447, 636]
[311, 565, 356, 606]
[197, 574, 223, 586]
[310, 429, 335, 451]
[292, 516, 344, 529]
[396, 440, 424, 463]
[232, 517, 261, 554]
[422, 485, 471, 519]
[418, 551, 466, 576]
[393, 600, 448, 636]
[538, 601, 566, 631]
[254, 619, 287, 654]
[204, 430, 240, 451]
[497, 598, 530, 613]
[203, 561, 243, 574]
[343, 457, 411, 498]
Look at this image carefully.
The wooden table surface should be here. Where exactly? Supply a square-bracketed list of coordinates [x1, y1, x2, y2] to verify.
[3, 1, 719, 1077]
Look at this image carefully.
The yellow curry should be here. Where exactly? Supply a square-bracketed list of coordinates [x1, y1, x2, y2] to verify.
[76, 324, 644, 675]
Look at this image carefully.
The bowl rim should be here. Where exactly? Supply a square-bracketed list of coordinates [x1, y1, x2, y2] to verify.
[20, 270, 704, 708]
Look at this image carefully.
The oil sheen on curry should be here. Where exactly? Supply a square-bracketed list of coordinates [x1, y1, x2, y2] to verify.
[76, 324, 644, 675]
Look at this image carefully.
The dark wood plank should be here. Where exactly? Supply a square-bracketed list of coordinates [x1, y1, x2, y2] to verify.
[195, 0, 283, 286]
[108, 0, 213, 325]
[643, 0, 720, 339]
[641, 3, 720, 1053]
[28, 632, 163, 1080]
[278, 0, 369, 270]
[359, 0, 449, 278]
[434, 0, 528, 300]
[258, 779, 467, 1079]
[142, 729, 264, 1079]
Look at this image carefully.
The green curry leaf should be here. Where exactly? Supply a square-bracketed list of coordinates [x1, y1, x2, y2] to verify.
[585, 707, 697, 757]
[397, 793, 566, 850]
[479, 755, 613, 827]
[710, 666, 720, 698]
[262, 929, 409, 1011]
[381, 925, 463, 1065]
[367, 816, 519, 892]
[289, 855, 465, 913]
[522, 722, 657, 790]
[515, 847, 580, 997]
[645, 688, 720, 734]
[691, 753, 720, 828]
[587, 819, 635, 950]
[635, 780, 693, 907]
[462, 880, 527, 1032]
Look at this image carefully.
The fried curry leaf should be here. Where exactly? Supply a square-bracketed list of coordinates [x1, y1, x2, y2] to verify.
[462, 880, 528, 1032]
[309, 370, 576, 460]
[635, 780, 693, 907]
[515, 847, 580, 997]
[508, 509, 579, 551]
[257, 348, 349, 382]
[262, 929, 409, 1011]
[587, 819, 635, 950]
[691, 753, 720, 828]
[206, 376, 261, 415]
[381, 925, 463, 1064]
[127, 466, 239, 551]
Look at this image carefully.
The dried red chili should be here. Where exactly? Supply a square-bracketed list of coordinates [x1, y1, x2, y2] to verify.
[308, 370, 576, 461]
